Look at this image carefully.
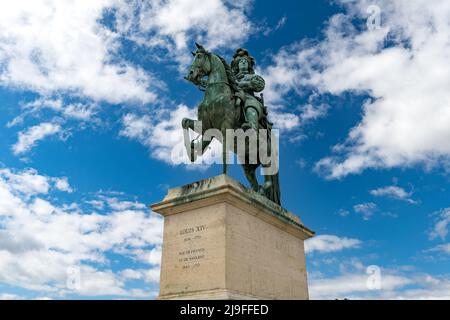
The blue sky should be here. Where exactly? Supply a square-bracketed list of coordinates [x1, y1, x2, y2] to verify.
[0, 0, 449, 299]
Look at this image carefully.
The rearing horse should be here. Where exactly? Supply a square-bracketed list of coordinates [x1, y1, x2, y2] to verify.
[182, 43, 281, 205]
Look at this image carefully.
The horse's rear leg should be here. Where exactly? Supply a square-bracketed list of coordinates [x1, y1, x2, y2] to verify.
[243, 164, 259, 191]
[221, 124, 230, 175]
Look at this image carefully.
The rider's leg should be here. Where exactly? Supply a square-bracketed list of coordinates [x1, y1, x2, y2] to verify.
[242, 107, 259, 131]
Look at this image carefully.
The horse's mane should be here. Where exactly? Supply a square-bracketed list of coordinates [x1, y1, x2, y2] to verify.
[214, 54, 240, 93]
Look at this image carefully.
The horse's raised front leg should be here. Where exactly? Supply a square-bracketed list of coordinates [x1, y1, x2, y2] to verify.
[182, 118, 196, 131]
[182, 118, 212, 163]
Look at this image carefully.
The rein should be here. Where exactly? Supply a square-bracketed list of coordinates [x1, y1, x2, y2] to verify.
[194, 53, 232, 92]
[196, 80, 231, 92]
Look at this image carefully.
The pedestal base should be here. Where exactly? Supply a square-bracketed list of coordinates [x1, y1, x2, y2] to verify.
[151, 175, 314, 300]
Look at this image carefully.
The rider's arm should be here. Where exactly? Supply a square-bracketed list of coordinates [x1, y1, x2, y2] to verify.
[237, 79, 252, 90]
[249, 75, 265, 93]
[238, 75, 265, 92]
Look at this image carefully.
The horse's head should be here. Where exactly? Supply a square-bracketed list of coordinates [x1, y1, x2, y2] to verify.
[185, 43, 211, 85]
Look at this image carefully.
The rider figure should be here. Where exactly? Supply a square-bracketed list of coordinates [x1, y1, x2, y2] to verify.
[231, 48, 266, 131]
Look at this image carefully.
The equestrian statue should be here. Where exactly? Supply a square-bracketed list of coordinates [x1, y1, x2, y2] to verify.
[182, 43, 281, 205]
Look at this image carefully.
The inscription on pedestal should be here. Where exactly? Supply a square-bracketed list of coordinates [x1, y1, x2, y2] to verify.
[177, 224, 208, 270]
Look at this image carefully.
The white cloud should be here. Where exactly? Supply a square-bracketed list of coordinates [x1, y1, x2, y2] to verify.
[310, 269, 450, 300]
[262, 0, 450, 178]
[120, 267, 160, 284]
[0, 168, 50, 197]
[269, 112, 300, 131]
[115, 0, 253, 64]
[0, 169, 73, 200]
[105, 197, 146, 211]
[305, 235, 362, 254]
[0, 167, 163, 297]
[120, 105, 222, 166]
[370, 185, 416, 204]
[12, 122, 62, 155]
[309, 256, 450, 300]
[299, 103, 329, 123]
[120, 114, 153, 142]
[429, 208, 450, 241]
[120, 269, 144, 281]
[310, 273, 412, 300]
[0, 293, 24, 300]
[23, 99, 97, 122]
[1, 1, 256, 161]
[0, 0, 156, 104]
[353, 202, 377, 220]
[85, 200, 105, 210]
[429, 243, 450, 255]
[53, 177, 73, 193]
[130, 247, 162, 266]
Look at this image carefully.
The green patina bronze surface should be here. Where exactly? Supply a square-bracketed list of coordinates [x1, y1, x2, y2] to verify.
[182, 43, 282, 205]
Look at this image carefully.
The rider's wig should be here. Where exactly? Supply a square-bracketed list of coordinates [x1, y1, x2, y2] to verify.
[231, 48, 256, 74]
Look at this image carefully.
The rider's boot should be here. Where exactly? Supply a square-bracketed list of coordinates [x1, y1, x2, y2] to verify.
[241, 108, 259, 131]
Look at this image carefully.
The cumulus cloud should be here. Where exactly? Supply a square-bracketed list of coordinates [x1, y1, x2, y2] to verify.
[115, 0, 253, 64]
[0, 1, 256, 159]
[309, 266, 450, 300]
[310, 273, 412, 300]
[0, 168, 51, 197]
[0, 167, 163, 297]
[299, 103, 329, 123]
[12, 122, 62, 155]
[0, 1, 157, 104]
[7, 99, 102, 158]
[0, 168, 73, 198]
[309, 256, 450, 300]
[120, 267, 161, 284]
[53, 177, 73, 193]
[120, 105, 222, 166]
[261, 0, 450, 178]
[305, 234, 362, 254]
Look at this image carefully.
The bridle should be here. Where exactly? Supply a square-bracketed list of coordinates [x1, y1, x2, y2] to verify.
[190, 52, 231, 92]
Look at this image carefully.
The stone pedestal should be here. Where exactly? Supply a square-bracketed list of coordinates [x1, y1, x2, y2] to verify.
[151, 175, 314, 300]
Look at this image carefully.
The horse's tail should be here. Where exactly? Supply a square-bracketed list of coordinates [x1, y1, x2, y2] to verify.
[264, 123, 281, 205]
[267, 171, 281, 205]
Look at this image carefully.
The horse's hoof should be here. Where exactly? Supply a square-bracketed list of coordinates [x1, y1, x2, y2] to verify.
[181, 118, 189, 129]
[258, 186, 265, 195]
[258, 181, 272, 197]
[263, 181, 273, 191]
